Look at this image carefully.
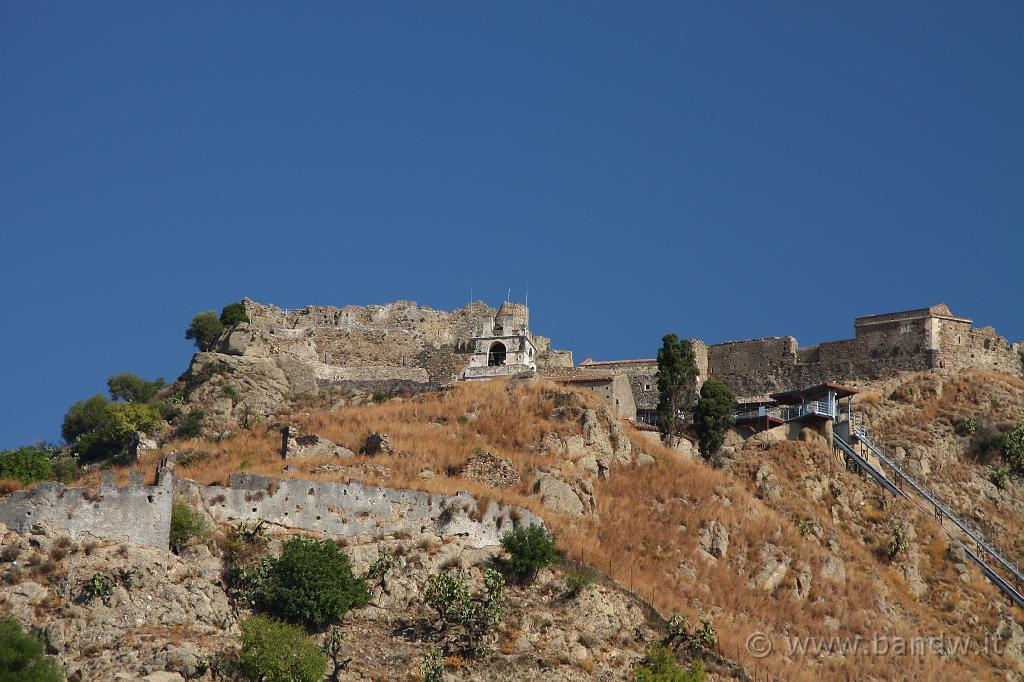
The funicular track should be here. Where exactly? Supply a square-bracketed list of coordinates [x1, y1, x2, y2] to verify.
[833, 429, 1024, 608]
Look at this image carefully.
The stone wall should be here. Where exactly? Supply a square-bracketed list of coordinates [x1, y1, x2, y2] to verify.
[707, 337, 797, 396]
[545, 374, 637, 420]
[704, 305, 1021, 398]
[0, 465, 542, 551]
[579, 305, 1021, 407]
[569, 360, 660, 411]
[194, 299, 571, 424]
[0, 466, 175, 548]
[178, 473, 541, 549]
[940, 322, 1022, 375]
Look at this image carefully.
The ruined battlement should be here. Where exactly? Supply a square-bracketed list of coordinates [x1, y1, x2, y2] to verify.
[570, 304, 1022, 416]
[0, 462, 176, 547]
[708, 304, 1021, 397]
[0, 460, 542, 550]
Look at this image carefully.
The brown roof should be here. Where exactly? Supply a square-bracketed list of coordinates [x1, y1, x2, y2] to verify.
[770, 383, 859, 404]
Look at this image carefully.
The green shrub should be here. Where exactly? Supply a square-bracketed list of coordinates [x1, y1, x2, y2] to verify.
[634, 646, 705, 682]
[185, 311, 225, 352]
[254, 537, 369, 628]
[970, 421, 1007, 464]
[78, 573, 115, 606]
[1002, 422, 1024, 475]
[955, 415, 979, 436]
[50, 458, 79, 484]
[885, 525, 907, 560]
[421, 649, 444, 682]
[169, 500, 210, 552]
[222, 384, 242, 405]
[238, 615, 327, 682]
[220, 302, 250, 327]
[0, 448, 54, 484]
[106, 373, 166, 404]
[692, 380, 737, 461]
[183, 360, 232, 396]
[564, 568, 596, 596]
[499, 523, 559, 581]
[155, 400, 183, 423]
[175, 410, 206, 439]
[0, 616, 63, 681]
[422, 568, 504, 657]
[61, 394, 110, 444]
[73, 402, 162, 462]
[990, 464, 1011, 490]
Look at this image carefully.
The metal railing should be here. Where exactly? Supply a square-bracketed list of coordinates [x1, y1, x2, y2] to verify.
[851, 422, 1024, 587]
[735, 400, 836, 423]
[838, 418, 1024, 608]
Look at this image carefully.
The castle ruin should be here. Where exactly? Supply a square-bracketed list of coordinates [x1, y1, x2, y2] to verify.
[202, 299, 1020, 426]
[567, 304, 1021, 423]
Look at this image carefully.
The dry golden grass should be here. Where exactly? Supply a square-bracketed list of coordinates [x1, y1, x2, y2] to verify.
[75, 376, 1019, 680]
[0, 479, 23, 495]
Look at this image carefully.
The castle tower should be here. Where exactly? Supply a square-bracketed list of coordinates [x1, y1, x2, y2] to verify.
[463, 302, 538, 380]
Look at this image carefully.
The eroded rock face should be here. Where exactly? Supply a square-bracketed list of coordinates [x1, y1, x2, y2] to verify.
[534, 474, 585, 516]
[0, 519, 660, 681]
[698, 519, 730, 560]
[0, 522, 234, 681]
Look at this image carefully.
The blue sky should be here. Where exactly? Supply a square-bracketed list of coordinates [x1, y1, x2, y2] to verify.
[2, 2, 1021, 447]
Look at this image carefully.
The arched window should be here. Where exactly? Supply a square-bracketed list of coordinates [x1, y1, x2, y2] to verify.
[488, 341, 507, 367]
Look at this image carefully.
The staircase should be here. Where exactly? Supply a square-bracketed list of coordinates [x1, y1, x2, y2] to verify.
[832, 420, 1024, 608]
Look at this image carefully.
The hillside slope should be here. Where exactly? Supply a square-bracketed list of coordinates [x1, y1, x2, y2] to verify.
[93, 374, 1024, 680]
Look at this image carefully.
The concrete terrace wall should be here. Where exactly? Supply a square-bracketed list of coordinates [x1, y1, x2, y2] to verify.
[0, 468, 175, 548]
[176, 473, 543, 549]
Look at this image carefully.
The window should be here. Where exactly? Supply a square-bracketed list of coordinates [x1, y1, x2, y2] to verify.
[644, 384, 651, 391]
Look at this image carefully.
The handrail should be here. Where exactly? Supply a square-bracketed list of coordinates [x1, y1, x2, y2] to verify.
[853, 427, 1024, 587]
[839, 417, 1024, 608]
[965, 547, 1024, 609]
[833, 435, 904, 497]
[736, 400, 836, 423]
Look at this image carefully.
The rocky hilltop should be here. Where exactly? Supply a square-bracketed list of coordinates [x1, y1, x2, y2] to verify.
[4, 298, 1024, 681]
[185, 299, 570, 429]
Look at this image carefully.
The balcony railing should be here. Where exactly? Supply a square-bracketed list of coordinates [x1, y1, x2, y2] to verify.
[735, 400, 836, 422]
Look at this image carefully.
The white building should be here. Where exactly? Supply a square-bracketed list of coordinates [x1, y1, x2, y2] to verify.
[463, 302, 538, 380]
